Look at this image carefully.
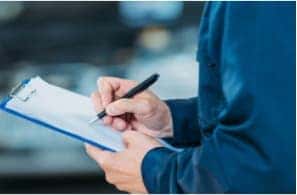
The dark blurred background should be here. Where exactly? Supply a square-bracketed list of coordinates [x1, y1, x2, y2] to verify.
[0, 1, 204, 193]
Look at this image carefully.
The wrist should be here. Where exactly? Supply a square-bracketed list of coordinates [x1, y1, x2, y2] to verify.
[158, 101, 173, 138]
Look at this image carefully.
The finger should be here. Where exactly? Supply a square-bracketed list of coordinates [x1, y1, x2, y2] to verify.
[126, 123, 133, 131]
[91, 92, 104, 113]
[100, 77, 137, 97]
[122, 130, 140, 147]
[105, 172, 131, 185]
[91, 92, 112, 125]
[97, 77, 114, 107]
[111, 117, 128, 131]
[85, 143, 104, 161]
[131, 121, 161, 137]
[116, 183, 142, 193]
[103, 116, 113, 125]
[85, 144, 113, 165]
[106, 98, 154, 117]
[97, 77, 137, 106]
[122, 113, 134, 123]
[115, 184, 130, 192]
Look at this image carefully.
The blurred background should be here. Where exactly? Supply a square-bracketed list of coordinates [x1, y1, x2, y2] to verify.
[0, 1, 204, 193]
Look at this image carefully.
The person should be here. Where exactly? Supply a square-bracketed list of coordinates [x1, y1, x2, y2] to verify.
[85, 2, 295, 193]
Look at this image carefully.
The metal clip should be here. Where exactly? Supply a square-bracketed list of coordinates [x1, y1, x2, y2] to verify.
[9, 81, 36, 102]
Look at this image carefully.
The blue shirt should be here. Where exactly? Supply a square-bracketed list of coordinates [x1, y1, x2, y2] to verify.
[141, 2, 296, 193]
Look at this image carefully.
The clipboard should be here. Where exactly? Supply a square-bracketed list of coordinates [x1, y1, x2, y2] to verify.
[0, 76, 180, 152]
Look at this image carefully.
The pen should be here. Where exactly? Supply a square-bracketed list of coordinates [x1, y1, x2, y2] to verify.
[89, 73, 160, 124]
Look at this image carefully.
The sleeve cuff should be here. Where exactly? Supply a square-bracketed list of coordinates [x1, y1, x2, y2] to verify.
[165, 99, 201, 146]
[141, 147, 175, 193]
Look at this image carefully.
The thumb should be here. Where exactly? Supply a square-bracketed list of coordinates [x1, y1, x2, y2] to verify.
[122, 130, 139, 148]
[105, 98, 154, 116]
[85, 143, 112, 165]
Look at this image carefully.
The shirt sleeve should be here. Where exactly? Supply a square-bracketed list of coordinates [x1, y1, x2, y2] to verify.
[141, 141, 227, 193]
[141, 122, 293, 193]
[164, 97, 201, 147]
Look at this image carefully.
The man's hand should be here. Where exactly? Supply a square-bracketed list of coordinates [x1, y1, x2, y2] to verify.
[91, 76, 173, 137]
[85, 131, 163, 193]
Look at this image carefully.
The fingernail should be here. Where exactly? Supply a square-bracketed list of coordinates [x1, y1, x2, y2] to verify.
[106, 106, 115, 115]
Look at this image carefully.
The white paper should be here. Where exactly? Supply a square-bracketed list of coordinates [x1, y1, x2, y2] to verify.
[5, 77, 181, 152]
[6, 77, 125, 151]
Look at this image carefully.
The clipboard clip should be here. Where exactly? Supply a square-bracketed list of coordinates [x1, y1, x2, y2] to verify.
[9, 81, 36, 102]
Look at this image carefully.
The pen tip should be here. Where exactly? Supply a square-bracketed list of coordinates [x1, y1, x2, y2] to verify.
[88, 117, 98, 124]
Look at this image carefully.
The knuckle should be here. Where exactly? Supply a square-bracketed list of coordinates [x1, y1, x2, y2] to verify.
[100, 159, 107, 167]
[122, 131, 129, 140]
[120, 98, 128, 104]
[98, 78, 110, 91]
[102, 153, 114, 165]
[116, 185, 126, 192]
[113, 100, 123, 108]
[123, 130, 135, 139]
[122, 130, 131, 137]
[107, 103, 119, 113]
[97, 77, 106, 85]
[100, 157, 109, 167]
[105, 174, 113, 184]
[111, 100, 126, 111]
[142, 99, 155, 113]
[117, 99, 128, 109]
[99, 161, 110, 172]
[97, 79, 102, 88]
[122, 132, 130, 141]
[90, 92, 100, 101]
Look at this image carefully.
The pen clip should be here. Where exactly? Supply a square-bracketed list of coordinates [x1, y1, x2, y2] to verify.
[9, 81, 36, 102]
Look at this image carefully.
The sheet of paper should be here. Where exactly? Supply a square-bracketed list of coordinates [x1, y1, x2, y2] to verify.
[6, 77, 125, 151]
[5, 77, 181, 152]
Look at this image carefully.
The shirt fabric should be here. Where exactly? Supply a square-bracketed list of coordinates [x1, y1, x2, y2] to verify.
[141, 2, 296, 193]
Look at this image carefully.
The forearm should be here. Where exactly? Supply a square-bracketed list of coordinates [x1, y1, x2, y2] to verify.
[142, 129, 277, 193]
[141, 143, 226, 193]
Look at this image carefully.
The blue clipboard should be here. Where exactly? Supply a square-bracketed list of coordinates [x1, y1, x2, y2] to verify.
[0, 77, 181, 153]
[0, 77, 115, 152]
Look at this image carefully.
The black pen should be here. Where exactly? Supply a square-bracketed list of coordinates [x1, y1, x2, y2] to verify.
[89, 73, 160, 124]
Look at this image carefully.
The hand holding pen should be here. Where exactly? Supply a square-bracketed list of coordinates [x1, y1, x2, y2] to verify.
[89, 73, 159, 124]
[90, 73, 173, 138]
